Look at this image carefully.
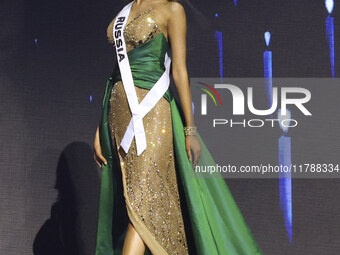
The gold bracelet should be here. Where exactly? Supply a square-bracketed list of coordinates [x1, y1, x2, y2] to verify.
[184, 126, 197, 136]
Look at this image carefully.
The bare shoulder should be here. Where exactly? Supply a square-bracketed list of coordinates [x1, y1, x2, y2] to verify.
[165, 1, 186, 19]
[155, 1, 184, 31]
[168, 1, 185, 13]
[107, 17, 115, 37]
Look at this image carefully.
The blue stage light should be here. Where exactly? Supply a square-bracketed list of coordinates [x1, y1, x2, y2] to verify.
[264, 31, 271, 47]
[325, 0, 334, 14]
[278, 108, 293, 243]
[278, 108, 292, 134]
[214, 31, 223, 80]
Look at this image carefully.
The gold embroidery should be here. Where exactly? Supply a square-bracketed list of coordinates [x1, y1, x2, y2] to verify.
[109, 81, 189, 254]
[107, 8, 162, 52]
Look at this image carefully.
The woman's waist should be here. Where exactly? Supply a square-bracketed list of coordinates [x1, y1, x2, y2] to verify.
[109, 76, 173, 102]
[110, 63, 167, 87]
[108, 73, 173, 102]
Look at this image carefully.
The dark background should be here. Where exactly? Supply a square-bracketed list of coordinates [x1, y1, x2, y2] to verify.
[1, 0, 339, 254]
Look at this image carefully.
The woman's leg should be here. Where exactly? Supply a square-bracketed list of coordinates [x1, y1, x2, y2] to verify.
[122, 222, 146, 255]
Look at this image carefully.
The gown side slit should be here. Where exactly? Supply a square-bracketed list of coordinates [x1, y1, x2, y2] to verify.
[106, 8, 190, 254]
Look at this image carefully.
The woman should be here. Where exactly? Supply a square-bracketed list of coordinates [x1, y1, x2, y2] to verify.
[93, 0, 263, 254]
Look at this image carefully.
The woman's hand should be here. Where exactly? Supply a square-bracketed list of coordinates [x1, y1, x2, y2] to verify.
[185, 135, 201, 168]
[94, 126, 107, 168]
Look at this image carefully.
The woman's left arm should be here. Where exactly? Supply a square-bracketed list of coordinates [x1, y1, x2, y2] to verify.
[167, 2, 201, 167]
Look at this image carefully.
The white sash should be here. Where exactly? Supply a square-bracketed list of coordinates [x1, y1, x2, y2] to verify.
[113, 0, 172, 156]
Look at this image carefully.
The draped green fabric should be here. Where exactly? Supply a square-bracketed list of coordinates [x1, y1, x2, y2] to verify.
[95, 32, 263, 255]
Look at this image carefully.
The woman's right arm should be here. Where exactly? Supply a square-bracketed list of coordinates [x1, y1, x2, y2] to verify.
[93, 125, 107, 168]
[94, 15, 117, 167]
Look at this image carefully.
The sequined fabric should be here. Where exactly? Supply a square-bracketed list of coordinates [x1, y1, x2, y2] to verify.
[107, 8, 162, 52]
[106, 8, 189, 255]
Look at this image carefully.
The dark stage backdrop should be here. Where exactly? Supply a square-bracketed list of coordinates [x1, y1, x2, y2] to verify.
[1, 0, 339, 254]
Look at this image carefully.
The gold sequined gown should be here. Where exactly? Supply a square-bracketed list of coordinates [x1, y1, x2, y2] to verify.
[106, 8, 189, 255]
